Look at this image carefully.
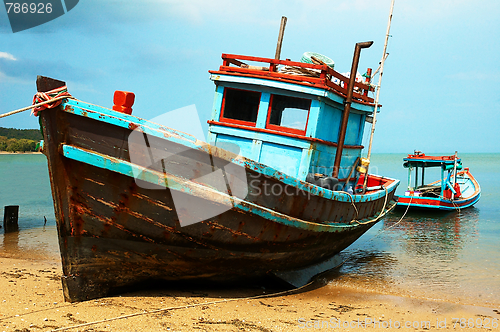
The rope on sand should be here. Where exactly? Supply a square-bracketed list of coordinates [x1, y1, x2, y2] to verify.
[49, 279, 319, 332]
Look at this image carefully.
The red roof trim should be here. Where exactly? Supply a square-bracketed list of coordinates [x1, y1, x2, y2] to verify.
[405, 153, 458, 161]
[209, 54, 377, 106]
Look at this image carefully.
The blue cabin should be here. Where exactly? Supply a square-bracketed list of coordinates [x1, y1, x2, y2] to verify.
[207, 54, 377, 185]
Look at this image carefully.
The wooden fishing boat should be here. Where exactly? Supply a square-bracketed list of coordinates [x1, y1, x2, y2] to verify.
[34, 36, 399, 302]
[396, 151, 480, 211]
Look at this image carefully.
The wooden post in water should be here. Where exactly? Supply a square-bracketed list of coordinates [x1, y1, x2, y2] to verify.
[3, 205, 19, 232]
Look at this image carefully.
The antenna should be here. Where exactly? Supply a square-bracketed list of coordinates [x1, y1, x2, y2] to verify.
[362, 0, 395, 193]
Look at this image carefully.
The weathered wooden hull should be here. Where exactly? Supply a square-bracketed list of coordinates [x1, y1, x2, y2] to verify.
[40, 99, 398, 302]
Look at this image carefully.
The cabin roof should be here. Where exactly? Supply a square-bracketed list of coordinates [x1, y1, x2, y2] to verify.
[403, 153, 461, 168]
[209, 54, 376, 107]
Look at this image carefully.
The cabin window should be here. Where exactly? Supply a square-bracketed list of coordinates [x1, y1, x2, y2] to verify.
[220, 88, 261, 126]
[266, 94, 311, 135]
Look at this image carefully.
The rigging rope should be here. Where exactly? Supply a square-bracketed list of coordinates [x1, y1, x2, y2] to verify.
[31, 86, 73, 116]
[385, 194, 412, 231]
[0, 86, 73, 119]
[349, 186, 389, 225]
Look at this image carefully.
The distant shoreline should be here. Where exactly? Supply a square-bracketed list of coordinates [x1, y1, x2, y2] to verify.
[0, 151, 42, 155]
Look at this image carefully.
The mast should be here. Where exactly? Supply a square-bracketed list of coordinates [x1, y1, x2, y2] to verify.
[275, 16, 287, 60]
[362, 0, 395, 192]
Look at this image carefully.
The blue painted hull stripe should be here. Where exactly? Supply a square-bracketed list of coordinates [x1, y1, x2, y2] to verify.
[62, 144, 393, 232]
[61, 99, 399, 203]
[397, 194, 481, 210]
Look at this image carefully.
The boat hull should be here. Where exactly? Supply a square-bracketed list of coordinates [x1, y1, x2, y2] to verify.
[396, 194, 480, 211]
[396, 169, 480, 211]
[40, 99, 398, 302]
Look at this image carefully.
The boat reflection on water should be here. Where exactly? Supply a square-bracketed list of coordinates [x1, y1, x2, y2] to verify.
[0, 225, 59, 260]
[382, 207, 480, 256]
[1, 228, 20, 256]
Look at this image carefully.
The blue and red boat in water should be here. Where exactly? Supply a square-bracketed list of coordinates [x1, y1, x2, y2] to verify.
[396, 151, 480, 211]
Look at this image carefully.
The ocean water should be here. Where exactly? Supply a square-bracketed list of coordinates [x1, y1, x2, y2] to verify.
[0, 154, 58, 259]
[0, 154, 55, 230]
[0, 153, 498, 306]
[329, 153, 500, 307]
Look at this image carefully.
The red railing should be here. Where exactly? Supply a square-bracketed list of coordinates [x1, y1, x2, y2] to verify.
[209, 54, 375, 105]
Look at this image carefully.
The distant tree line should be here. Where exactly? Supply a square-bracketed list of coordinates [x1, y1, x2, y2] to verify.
[0, 127, 42, 140]
[0, 127, 42, 152]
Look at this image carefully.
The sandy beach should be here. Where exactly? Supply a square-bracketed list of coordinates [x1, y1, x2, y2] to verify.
[0, 244, 498, 332]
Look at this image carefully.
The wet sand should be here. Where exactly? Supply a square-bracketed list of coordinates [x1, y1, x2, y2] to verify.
[1, 228, 499, 331]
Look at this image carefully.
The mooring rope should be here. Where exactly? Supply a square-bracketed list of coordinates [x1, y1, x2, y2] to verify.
[32, 86, 73, 116]
[345, 192, 360, 221]
[349, 186, 389, 225]
[451, 200, 462, 214]
[0, 86, 74, 119]
[385, 194, 412, 231]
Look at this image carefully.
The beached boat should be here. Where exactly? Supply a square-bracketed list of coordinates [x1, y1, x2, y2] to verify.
[396, 152, 480, 211]
[34, 38, 399, 302]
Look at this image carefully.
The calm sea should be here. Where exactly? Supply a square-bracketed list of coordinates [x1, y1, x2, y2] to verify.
[0, 153, 498, 306]
[330, 153, 500, 307]
[0, 154, 58, 259]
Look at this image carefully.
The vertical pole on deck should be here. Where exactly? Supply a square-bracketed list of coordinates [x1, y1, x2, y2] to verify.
[408, 167, 412, 190]
[440, 164, 445, 197]
[362, 0, 395, 193]
[415, 166, 419, 190]
[422, 167, 425, 187]
[275, 16, 287, 60]
[332, 41, 373, 178]
[452, 151, 458, 186]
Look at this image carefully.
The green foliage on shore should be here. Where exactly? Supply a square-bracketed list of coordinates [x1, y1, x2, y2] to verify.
[0, 127, 42, 141]
[0, 127, 42, 152]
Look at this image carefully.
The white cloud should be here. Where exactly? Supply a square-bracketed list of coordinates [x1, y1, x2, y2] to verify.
[0, 52, 17, 61]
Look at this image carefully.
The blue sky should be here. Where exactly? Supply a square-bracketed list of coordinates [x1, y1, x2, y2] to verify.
[1, 0, 499, 153]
